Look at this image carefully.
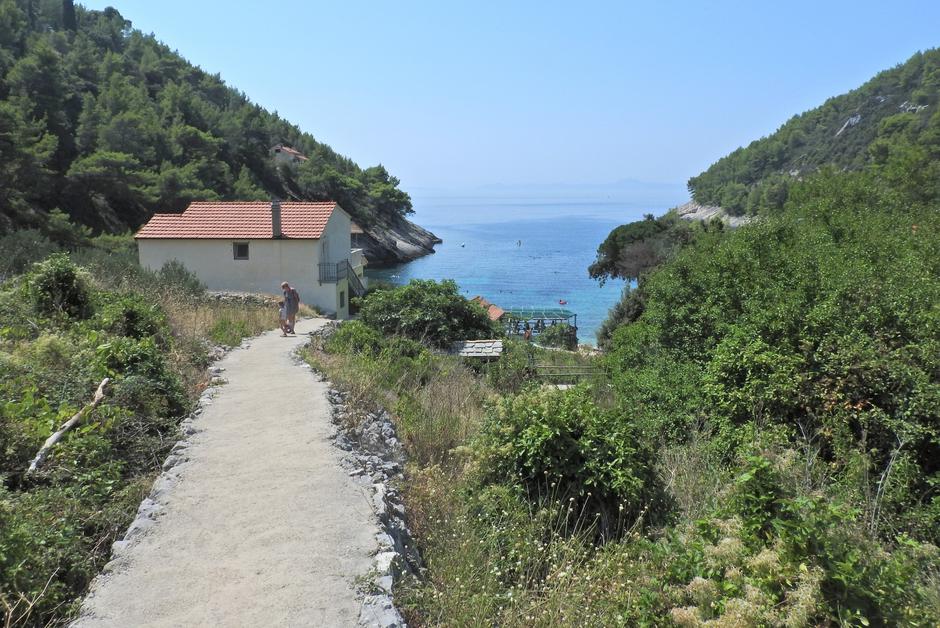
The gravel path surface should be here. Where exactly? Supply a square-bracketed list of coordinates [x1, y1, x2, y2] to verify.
[73, 318, 377, 627]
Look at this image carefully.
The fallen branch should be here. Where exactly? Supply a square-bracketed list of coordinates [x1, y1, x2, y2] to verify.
[26, 378, 111, 475]
[1, 567, 59, 628]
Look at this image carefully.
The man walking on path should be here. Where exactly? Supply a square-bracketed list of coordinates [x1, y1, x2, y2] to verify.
[281, 281, 300, 334]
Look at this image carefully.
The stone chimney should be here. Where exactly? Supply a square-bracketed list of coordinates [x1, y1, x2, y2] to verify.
[271, 198, 282, 238]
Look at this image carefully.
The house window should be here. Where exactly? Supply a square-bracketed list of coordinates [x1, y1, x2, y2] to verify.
[339, 290, 346, 308]
[233, 242, 249, 260]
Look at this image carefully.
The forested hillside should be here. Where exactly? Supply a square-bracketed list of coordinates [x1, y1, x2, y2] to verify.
[555, 49, 940, 623]
[591, 48, 940, 333]
[310, 157, 940, 624]
[0, 0, 413, 235]
[688, 48, 940, 215]
[300, 49, 940, 619]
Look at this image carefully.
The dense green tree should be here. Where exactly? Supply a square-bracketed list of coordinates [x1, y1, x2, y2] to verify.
[358, 279, 495, 348]
[0, 3, 413, 235]
[363, 164, 413, 216]
[0, 0, 25, 81]
[0, 98, 54, 225]
[588, 213, 693, 284]
[232, 167, 267, 200]
[61, 0, 74, 31]
[66, 150, 156, 226]
[688, 48, 940, 215]
[5, 35, 71, 160]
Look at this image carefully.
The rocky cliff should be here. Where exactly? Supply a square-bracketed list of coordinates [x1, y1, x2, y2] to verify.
[675, 201, 752, 227]
[359, 215, 441, 267]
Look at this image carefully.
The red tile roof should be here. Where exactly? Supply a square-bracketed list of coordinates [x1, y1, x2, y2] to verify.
[471, 296, 506, 321]
[135, 201, 338, 239]
[272, 144, 308, 160]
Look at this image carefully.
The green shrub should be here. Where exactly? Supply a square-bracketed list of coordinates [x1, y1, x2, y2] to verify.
[17, 333, 76, 370]
[376, 337, 435, 389]
[156, 260, 206, 297]
[358, 279, 495, 348]
[0, 230, 60, 279]
[0, 486, 98, 624]
[325, 320, 384, 356]
[207, 317, 252, 347]
[484, 338, 535, 393]
[606, 197, 940, 540]
[25, 253, 93, 319]
[96, 293, 169, 344]
[0, 231, 270, 626]
[382, 335, 428, 360]
[94, 337, 163, 380]
[0, 386, 60, 473]
[0, 289, 37, 341]
[477, 387, 670, 539]
[92, 337, 184, 413]
[596, 284, 645, 348]
[69, 243, 149, 289]
[537, 323, 577, 350]
[667, 453, 940, 626]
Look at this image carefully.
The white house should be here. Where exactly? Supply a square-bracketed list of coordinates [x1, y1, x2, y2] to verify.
[135, 200, 367, 319]
[270, 144, 308, 167]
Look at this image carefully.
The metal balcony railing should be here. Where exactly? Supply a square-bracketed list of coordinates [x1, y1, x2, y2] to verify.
[318, 260, 348, 283]
[319, 258, 367, 297]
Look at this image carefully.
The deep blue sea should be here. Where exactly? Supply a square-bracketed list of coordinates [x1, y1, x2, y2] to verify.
[366, 188, 686, 345]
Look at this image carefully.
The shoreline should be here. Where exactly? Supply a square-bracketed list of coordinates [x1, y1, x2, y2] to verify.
[364, 215, 630, 347]
[359, 215, 442, 267]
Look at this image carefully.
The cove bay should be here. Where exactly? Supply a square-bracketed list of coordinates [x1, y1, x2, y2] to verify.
[367, 185, 686, 344]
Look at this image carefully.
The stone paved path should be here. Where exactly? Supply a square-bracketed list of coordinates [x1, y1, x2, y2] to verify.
[73, 318, 377, 627]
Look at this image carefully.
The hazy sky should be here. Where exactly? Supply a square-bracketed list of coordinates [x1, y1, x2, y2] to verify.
[81, 1, 940, 191]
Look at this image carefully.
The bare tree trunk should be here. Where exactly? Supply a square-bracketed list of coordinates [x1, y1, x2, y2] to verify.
[26, 378, 111, 475]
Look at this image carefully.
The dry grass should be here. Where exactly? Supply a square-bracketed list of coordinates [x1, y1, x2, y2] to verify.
[304, 340, 638, 627]
[154, 292, 315, 400]
[657, 429, 730, 522]
[164, 299, 269, 344]
[305, 341, 490, 466]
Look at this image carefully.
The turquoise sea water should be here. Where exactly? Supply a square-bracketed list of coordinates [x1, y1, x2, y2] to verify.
[367, 192, 685, 345]
[367, 218, 626, 344]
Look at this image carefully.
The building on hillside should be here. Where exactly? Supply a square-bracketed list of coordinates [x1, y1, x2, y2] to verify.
[270, 144, 308, 167]
[470, 296, 506, 322]
[135, 200, 367, 319]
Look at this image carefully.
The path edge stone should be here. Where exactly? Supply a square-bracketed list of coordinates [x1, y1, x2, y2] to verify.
[316, 376, 423, 628]
[70, 337, 249, 624]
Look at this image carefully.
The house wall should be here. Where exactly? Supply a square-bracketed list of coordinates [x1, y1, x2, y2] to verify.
[271, 147, 305, 167]
[321, 208, 352, 319]
[137, 206, 356, 319]
[137, 238, 343, 316]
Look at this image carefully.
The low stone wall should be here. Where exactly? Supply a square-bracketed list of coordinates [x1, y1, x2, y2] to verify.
[324, 387, 422, 628]
[207, 291, 279, 306]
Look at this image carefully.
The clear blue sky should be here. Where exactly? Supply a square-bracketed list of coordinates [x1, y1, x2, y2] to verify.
[82, 1, 940, 192]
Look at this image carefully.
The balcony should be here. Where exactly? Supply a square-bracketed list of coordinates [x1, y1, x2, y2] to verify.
[318, 260, 348, 283]
[318, 259, 366, 297]
[350, 248, 367, 271]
